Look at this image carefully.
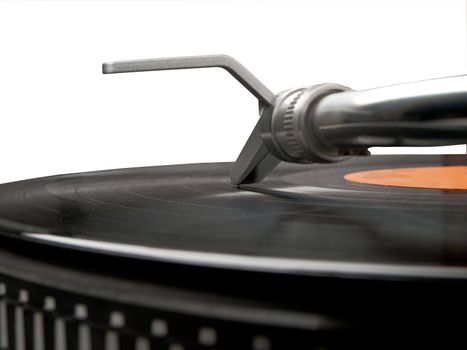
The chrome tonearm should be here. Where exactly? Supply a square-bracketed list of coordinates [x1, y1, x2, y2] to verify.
[103, 55, 467, 185]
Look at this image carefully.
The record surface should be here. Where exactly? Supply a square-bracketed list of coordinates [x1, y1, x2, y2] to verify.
[0, 155, 466, 279]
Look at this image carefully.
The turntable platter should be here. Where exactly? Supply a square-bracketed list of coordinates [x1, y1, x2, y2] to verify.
[0, 155, 466, 279]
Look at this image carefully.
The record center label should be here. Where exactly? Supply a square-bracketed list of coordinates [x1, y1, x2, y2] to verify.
[344, 166, 467, 190]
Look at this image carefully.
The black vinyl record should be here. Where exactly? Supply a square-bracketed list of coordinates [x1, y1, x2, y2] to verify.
[1, 155, 466, 273]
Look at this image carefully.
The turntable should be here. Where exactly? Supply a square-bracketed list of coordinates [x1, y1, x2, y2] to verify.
[0, 55, 466, 349]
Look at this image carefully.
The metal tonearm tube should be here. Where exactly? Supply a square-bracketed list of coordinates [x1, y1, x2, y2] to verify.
[103, 55, 467, 185]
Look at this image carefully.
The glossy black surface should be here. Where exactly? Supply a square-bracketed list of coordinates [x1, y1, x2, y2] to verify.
[0, 155, 466, 268]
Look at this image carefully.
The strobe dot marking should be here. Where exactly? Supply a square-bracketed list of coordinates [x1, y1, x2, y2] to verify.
[74, 304, 88, 320]
[150, 319, 168, 338]
[253, 335, 271, 350]
[198, 327, 217, 346]
[109, 311, 125, 329]
[43, 297, 56, 312]
[18, 289, 29, 304]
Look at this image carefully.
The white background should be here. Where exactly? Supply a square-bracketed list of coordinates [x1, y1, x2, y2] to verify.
[0, 0, 465, 183]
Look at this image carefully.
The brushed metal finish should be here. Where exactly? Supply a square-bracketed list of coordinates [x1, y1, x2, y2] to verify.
[102, 54, 275, 106]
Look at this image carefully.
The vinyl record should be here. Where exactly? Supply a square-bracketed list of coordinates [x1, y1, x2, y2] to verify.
[1, 155, 467, 273]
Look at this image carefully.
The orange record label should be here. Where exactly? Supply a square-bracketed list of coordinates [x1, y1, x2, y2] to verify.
[344, 166, 467, 190]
